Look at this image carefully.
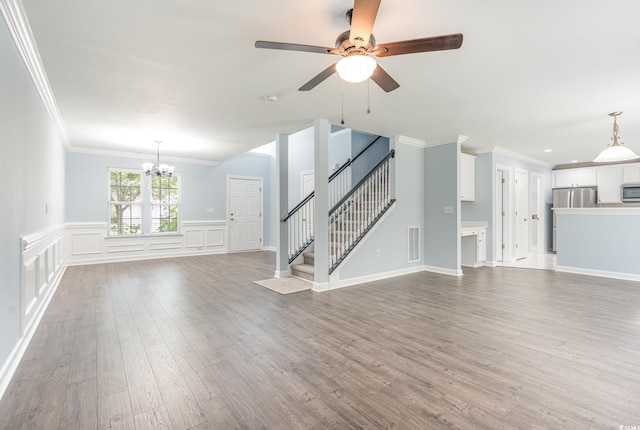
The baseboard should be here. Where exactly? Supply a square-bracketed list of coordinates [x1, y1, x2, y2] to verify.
[329, 265, 425, 290]
[262, 246, 276, 252]
[555, 265, 640, 282]
[423, 265, 464, 277]
[274, 269, 291, 278]
[312, 282, 330, 292]
[0, 264, 66, 403]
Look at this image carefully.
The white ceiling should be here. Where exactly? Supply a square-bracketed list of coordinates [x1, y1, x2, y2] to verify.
[19, 0, 640, 167]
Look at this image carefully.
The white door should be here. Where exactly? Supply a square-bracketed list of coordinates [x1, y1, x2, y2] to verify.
[228, 177, 262, 252]
[495, 169, 505, 262]
[515, 169, 529, 260]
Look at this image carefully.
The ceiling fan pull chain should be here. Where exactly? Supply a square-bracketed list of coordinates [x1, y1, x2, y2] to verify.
[341, 79, 345, 125]
[367, 78, 371, 114]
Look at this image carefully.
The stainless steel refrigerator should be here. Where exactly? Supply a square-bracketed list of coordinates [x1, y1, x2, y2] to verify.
[552, 186, 597, 251]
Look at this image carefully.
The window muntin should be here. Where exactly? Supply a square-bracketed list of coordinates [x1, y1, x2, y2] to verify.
[109, 170, 142, 235]
[150, 175, 180, 233]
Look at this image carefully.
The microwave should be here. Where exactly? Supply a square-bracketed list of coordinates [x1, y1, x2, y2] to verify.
[621, 183, 640, 202]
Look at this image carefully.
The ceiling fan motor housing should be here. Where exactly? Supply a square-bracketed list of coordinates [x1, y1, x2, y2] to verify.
[335, 30, 376, 54]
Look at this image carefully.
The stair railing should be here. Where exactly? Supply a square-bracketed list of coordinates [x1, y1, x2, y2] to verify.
[281, 135, 384, 264]
[328, 149, 395, 273]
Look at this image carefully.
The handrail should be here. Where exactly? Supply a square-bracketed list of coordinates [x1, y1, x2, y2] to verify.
[329, 149, 394, 215]
[282, 135, 383, 223]
[281, 190, 314, 223]
[328, 135, 382, 182]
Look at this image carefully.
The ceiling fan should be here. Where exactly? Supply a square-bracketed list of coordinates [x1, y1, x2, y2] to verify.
[255, 0, 463, 92]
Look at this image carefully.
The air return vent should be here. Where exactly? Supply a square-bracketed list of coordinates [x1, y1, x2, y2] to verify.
[408, 226, 420, 263]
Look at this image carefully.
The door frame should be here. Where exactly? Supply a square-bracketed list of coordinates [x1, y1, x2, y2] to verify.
[226, 175, 264, 252]
[514, 168, 529, 260]
[530, 172, 546, 254]
[494, 164, 513, 262]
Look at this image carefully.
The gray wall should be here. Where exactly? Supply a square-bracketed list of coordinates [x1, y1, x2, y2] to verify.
[337, 139, 424, 278]
[0, 19, 66, 368]
[424, 142, 460, 271]
[351, 132, 390, 185]
[66, 151, 274, 246]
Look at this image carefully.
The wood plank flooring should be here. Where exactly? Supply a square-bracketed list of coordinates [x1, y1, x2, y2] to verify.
[1, 251, 640, 429]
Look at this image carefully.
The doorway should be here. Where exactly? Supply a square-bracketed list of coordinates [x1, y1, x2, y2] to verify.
[530, 172, 545, 253]
[495, 165, 512, 263]
[514, 168, 529, 260]
[228, 176, 263, 252]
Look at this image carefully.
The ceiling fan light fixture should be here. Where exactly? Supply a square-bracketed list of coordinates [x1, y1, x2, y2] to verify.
[336, 55, 377, 83]
[593, 112, 640, 163]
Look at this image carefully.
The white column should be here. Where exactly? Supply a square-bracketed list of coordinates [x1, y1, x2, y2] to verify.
[275, 133, 289, 277]
[313, 119, 330, 289]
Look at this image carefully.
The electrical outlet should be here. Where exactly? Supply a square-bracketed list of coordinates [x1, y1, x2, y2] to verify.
[376, 249, 381, 257]
[207, 208, 215, 213]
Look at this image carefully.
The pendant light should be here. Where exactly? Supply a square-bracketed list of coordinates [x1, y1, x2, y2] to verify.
[593, 112, 640, 163]
[143, 141, 175, 176]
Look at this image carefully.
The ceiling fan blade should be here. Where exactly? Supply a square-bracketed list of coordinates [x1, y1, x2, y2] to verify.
[349, 0, 381, 48]
[255, 40, 338, 55]
[299, 63, 338, 91]
[370, 65, 399, 92]
[373, 33, 463, 57]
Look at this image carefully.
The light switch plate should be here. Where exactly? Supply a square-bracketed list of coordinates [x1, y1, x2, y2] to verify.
[443, 206, 454, 214]
[207, 208, 215, 213]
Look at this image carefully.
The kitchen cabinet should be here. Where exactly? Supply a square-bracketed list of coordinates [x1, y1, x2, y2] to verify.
[596, 166, 622, 204]
[461, 224, 486, 267]
[623, 163, 640, 183]
[553, 168, 597, 188]
[460, 153, 475, 201]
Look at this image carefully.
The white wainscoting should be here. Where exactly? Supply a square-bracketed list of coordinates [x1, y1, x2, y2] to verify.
[20, 225, 66, 337]
[66, 220, 228, 265]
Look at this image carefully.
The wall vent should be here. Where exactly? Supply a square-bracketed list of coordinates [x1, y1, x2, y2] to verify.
[408, 226, 420, 263]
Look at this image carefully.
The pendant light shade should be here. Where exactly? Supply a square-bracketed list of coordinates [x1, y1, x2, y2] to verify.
[336, 55, 377, 83]
[593, 112, 640, 163]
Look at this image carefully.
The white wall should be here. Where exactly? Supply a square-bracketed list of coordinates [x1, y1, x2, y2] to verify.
[0, 12, 66, 393]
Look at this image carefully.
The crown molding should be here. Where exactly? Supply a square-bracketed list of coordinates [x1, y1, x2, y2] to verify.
[68, 146, 221, 166]
[469, 146, 552, 169]
[0, 0, 69, 149]
[395, 135, 427, 148]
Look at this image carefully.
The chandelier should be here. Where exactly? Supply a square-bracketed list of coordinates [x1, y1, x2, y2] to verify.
[143, 140, 175, 176]
[593, 112, 640, 163]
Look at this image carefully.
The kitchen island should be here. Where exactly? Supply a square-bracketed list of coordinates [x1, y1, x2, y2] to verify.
[554, 207, 640, 281]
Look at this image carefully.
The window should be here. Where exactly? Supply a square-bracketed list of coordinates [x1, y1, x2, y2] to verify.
[108, 169, 181, 236]
[109, 170, 142, 235]
[150, 175, 180, 233]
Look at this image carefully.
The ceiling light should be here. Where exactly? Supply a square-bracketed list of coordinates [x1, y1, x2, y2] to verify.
[264, 95, 278, 103]
[571, 160, 579, 163]
[593, 111, 640, 163]
[143, 141, 175, 176]
[544, 149, 552, 152]
[336, 55, 377, 83]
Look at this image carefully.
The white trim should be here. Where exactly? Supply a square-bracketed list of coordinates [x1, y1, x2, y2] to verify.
[311, 282, 330, 292]
[274, 269, 291, 278]
[396, 135, 427, 149]
[263, 246, 276, 252]
[330, 127, 351, 138]
[0, 0, 69, 149]
[471, 146, 552, 169]
[555, 265, 640, 283]
[423, 265, 464, 277]
[71, 146, 221, 166]
[329, 265, 425, 290]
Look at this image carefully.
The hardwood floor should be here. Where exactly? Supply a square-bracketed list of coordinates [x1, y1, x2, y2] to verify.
[1, 251, 640, 429]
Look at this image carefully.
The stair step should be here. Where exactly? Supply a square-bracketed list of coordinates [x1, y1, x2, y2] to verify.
[291, 263, 314, 281]
[303, 252, 314, 265]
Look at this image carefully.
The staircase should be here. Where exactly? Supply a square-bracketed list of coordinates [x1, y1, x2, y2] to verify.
[287, 148, 395, 281]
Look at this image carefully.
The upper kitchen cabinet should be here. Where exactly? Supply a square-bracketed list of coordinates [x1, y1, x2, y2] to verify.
[623, 163, 640, 183]
[596, 165, 622, 204]
[553, 168, 596, 188]
[460, 153, 475, 201]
